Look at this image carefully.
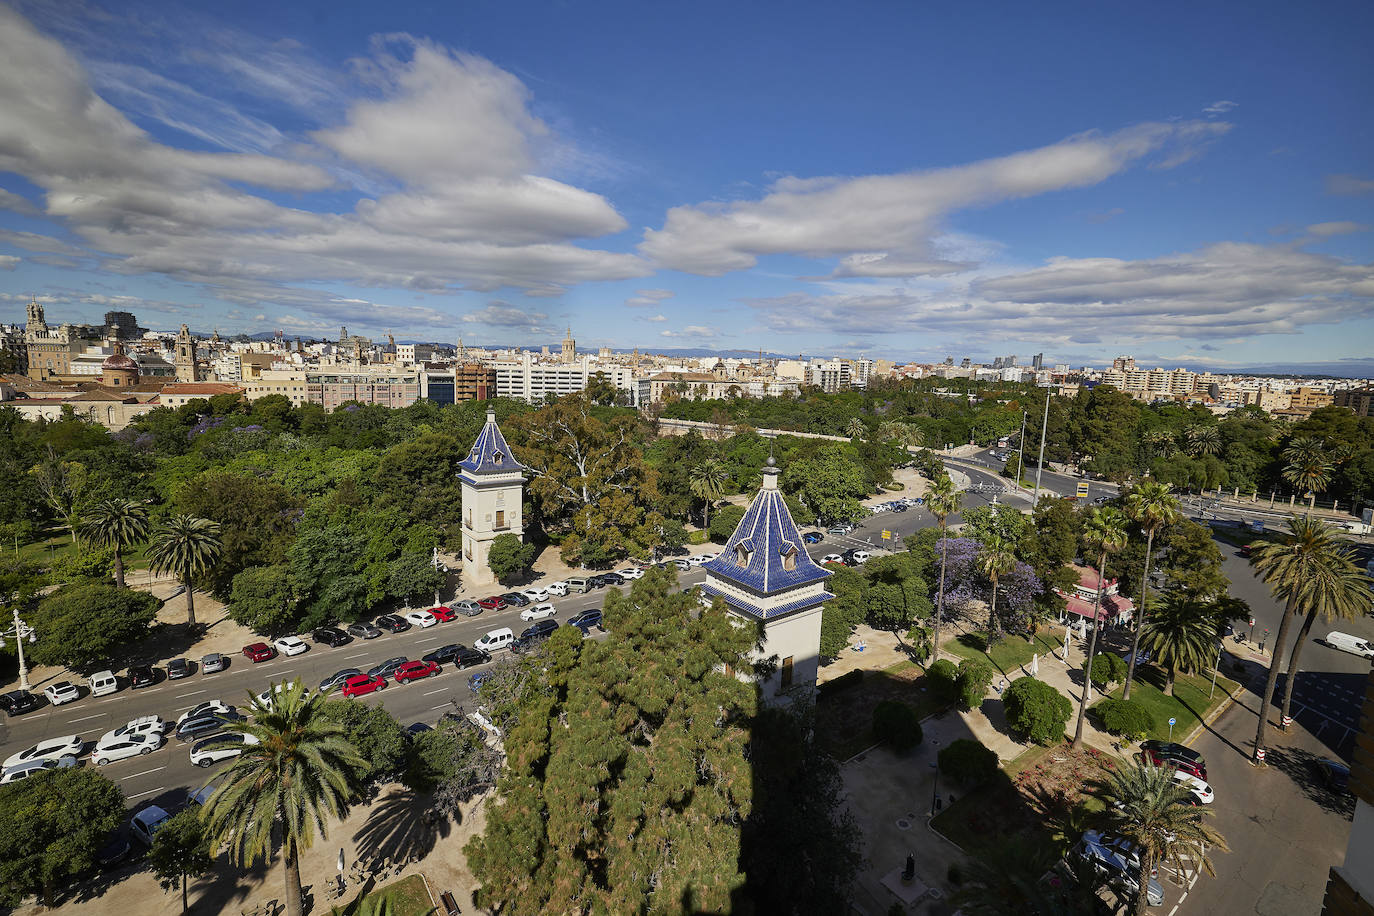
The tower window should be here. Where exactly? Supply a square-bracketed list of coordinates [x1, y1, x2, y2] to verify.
[735, 544, 753, 567]
[780, 546, 797, 571]
[495, 510, 505, 528]
[780, 656, 794, 689]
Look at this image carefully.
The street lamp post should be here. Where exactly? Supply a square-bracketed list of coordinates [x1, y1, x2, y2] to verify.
[1209, 640, 1222, 699]
[1016, 409, 1027, 491]
[929, 740, 941, 816]
[0, 598, 36, 691]
[1033, 389, 1050, 505]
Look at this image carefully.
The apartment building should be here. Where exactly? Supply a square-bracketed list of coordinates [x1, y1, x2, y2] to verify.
[306, 367, 419, 411]
[420, 363, 498, 406]
[240, 370, 310, 407]
[490, 353, 636, 403]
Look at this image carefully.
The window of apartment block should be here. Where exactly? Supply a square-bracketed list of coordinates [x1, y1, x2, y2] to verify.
[780, 656, 793, 689]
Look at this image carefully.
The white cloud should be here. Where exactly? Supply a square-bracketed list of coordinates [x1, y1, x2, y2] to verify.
[1203, 100, 1238, 116]
[462, 302, 549, 330]
[625, 288, 676, 307]
[1306, 221, 1368, 237]
[0, 255, 19, 270]
[0, 189, 39, 216]
[641, 120, 1230, 277]
[643, 313, 668, 322]
[1326, 174, 1374, 196]
[661, 325, 717, 338]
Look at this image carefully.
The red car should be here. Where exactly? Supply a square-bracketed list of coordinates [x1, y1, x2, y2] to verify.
[394, 660, 440, 684]
[477, 596, 507, 611]
[341, 674, 387, 698]
[1140, 746, 1207, 780]
[242, 643, 276, 663]
[428, 606, 457, 623]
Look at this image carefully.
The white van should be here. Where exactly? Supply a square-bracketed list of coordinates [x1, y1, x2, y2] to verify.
[88, 670, 119, 697]
[1325, 631, 1374, 659]
[473, 627, 514, 653]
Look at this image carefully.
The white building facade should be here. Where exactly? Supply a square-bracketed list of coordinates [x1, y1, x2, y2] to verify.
[458, 410, 526, 588]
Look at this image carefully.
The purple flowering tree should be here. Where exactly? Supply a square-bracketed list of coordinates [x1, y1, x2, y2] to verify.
[939, 537, 1042, 635]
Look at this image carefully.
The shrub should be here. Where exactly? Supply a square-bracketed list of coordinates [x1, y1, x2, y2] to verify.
[906, 625, 932, 664]
[872, 700, 923, 752]
[926, 658, 960, 703]
[1092, 698, 1156, 741]
[817, 669, 864, 698]
[938, 738, 1000, 787]
[709, 506, 747, 542]
[1003, 676, 1073, 746]
[956, 659, 996, 710]
[1089, 652, 1129, 688]
[687, 529, 709, 545]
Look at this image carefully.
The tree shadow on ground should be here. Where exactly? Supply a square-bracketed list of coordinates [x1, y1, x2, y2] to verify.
[184, 850, 273, 915]
[351, 787, 451, 867]
[1263, 744, 1356, 820]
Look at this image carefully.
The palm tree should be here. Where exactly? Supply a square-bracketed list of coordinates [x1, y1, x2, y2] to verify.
[200, 680, 367, 916]
[1122, 480, 1181, 701]
[978, 533, 1017, 644]
[1139, 594, 1218, 696]
[845, 417, 866, 440]
[79, 498, 150, 589]
[1093, 760, 1227, 915]
[1186, 425, 1221, 458]
[147, 515, 223, 626]
[1270, 536, 1371, 731]
[952, 836, 1104, 915]
[687, 459, 729, 529]
[1281, 437, 1333, 512]
[1143, 429, 1176, 459]
[926, 473, 963, 663]
[1072, 506, 1128, 749]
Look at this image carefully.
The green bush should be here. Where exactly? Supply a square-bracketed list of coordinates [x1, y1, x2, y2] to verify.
[1089, 652, 1129, 688]
[926, 658, 960, 703]
[687, 529, 709, 545]
[1003, 677, 1073, 746]
[956, 658, 996, 710]
[906, 625, 932, 664]
[938, 738, 1000, 787]
[1092, 698, 1156, 741]
[872, 700, 923, 752]
[709, 506, 747, 542]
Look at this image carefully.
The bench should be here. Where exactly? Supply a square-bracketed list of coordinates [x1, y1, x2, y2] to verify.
[440, 890, 461, 914]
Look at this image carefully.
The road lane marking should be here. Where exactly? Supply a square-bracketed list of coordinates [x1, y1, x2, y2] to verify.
[422, 688, 448, 696]
[173, 690, 207, 699]
[65, 713, 106, 724]
[431, 704, 455, 712]
[127, 786, 166, 800]
[128, 766, 166, 779]
[343, 652, 369, 659]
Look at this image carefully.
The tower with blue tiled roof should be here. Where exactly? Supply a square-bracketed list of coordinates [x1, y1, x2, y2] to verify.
[701, 457, 832, 702]
[459, 408, 526, 587]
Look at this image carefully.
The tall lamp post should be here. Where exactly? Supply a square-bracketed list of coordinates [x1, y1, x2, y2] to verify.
[1016, 409, 1028, 492]
[0, 597, 37, 691]
[1033, 389, 1050, 505]
[929, 739, 941, 815]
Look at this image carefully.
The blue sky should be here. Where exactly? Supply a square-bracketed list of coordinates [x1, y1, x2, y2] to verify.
[0, 0, 1371, 371]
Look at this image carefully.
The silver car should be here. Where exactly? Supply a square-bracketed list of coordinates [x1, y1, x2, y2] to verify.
[1074, 830, 1164, 907]
[201, 653, 228, 674]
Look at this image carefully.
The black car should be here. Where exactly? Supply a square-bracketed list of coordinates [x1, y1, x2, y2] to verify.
[374, 615, 411, 634]
[801, 531, 824, 544]
[0, 690, 40, 716]
[500, 592, 531, 607]
[405, 722, 433, 738]
[320, 668, 362, 692]
[1315, 758, 1351, 793]
[452, 647, 491, 669]
[166, 658, 193, 680]
[312, 626, 351, 647]
[348, 622, 382, 640]
[513, 620, 559, 653]
[1140, 740, 1205, 769]
[128, 665, 157, 689]
[422, 643, 468, 666]
[568, 609, 603, 632]
[176, 709, 243, 740]
[94, 831, 133, 869]
[367, 657, 409, 679]
[599, 572, 625, 586]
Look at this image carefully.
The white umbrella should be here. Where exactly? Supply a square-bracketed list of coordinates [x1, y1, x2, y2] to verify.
[1031, 653, 1039, 677]
[337, 848, 345, 873]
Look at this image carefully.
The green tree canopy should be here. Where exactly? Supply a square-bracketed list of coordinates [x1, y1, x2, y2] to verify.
[486, 533, 537, 584]
[228, 564, 300, 635]
[1003, 676, 1073, 746]
[148, 808, 216, 914]
[29, 583, 161, 672]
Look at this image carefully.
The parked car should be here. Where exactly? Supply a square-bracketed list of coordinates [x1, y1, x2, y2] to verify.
[513, 620, 559, 653]
[600, 572, 627, 586]
[4, 735, 86, 770]
[521, 587, 549, 602]
[312, 626, 351, 647]
[1314, 757, 1351, 793]
[468, 671, 491, 693]
[686, 554, 712, 566]
[452, 647, 491, 669]
[820, 554, 844, 565]
[161, 658, 191, 681]
[341, 674, 387, 698]
[128, 665, 157, 688]
[242, 643, 276, 663]
[1140, 741, 1207, 779]
[93, 731, 163, 766]
[375, 614, 411, 634]
[255, 684, 312, 707]
[428, 605, 458, 622]
[477, 596, 507, 611]
[101, 716, 167, 744]
[405, 722, 433, 738]
[616, 567, 645, 580]
[273, 635, 309, 657]
[453, 599, 483, 617]
[347, 622, 383, 640]
[0, 690, 40, 716]
[130, 806, 172, 846]
[403, 610, 437, 629]
[320, 668, 362, 692]
[520, 603, 557, 622]
[0, 756, 77, 785]
[176, 709, 243, 741]
[1073, 830, 1164, 907]
[568, 609, 603, 632]
[190, 733, 259, 767]
[94, 830, 133, 869]
[670, 558, 692, 570]
[394, 660, 440, 684]
[201, 652, 228, 673]
[422, 644, 467, 666]
[545, 581, 569, 597]
[801, 531, 824, 544]
[1171, 770, 1214, 804]
[826, 524, 853, 535]
[44, 681, 81, 706]
[367, 657, 409, 679]
[500, 592, 531, 607]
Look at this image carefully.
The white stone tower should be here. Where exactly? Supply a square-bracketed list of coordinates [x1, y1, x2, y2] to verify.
[174, 323, 198, 382]
[701, 457, 832, 703]
[459, 409, 527, 587]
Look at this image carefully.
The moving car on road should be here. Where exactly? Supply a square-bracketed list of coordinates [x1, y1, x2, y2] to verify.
[44, 681, 80, 706]
[520, 603, 557, 622]
[190, 733, 259, 767]
[93, 731, 163, 766]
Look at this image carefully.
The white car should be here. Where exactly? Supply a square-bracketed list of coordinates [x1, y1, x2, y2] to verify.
[545, 581, 569, 597]
[404, 610, 438, 629]
[256, 684, 312, 707]
[1173, 770, 1214, 804]
[820, 554, 844, 565]
[520, 603, 557, 622]
[0, 756, 78, 784]
[177, 700, 230, 726]
[4, 735, 86, 770]
[44, 681, 80, 706]
[521, 587, 549, 602]
[92, 731, 163, 766]
[687, 554, 718, 566]
[850, 550, 871, 564]
[273, 635, 309, 657]
[616, 568, 646, 580]
[100, 716, 167, 745]
[190, 732, 260, 767]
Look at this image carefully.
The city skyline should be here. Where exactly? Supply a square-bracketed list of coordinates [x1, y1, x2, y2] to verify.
[0, 0, 1371, 370]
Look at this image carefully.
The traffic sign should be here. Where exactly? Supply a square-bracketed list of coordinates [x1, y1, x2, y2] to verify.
[881, 530, 892, 540]
[1075, 481, 1090, 498]
[1168, 717, 1176, 726]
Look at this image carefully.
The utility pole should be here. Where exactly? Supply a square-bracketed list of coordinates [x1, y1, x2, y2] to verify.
[1033, 388, 1050, 505]
[1016, 409, 1027, 491]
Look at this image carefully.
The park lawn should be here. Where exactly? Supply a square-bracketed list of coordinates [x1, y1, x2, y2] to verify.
[944, 630, 1066, 678]
[815, 660, 951, 760]
[1108, 667, 1239, 744]
[335, 874, 434, 916]
[15, 529, 153, 572]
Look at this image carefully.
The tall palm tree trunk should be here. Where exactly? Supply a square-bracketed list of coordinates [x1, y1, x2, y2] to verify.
[1135, 850, 1154, 916]
[183, 575, 197, 627]
[934, 522, 948, 662]
[1122, 529, 1157, 701]
[1279, 608, 1320, 731]
[1072, 550, 1109, 749]
[284, 840, 304, 916]
[1165, 663, 1176, 697]
[988, 581, 1001, 642]
[1254, 595, 1298, 762]
[112, 546, 125, 589]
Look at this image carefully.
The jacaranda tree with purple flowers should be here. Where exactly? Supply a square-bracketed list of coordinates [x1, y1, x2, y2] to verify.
[939, 537, 1042, 635]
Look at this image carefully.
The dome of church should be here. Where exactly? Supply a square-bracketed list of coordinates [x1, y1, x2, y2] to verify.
[101, 348, 138, 371]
